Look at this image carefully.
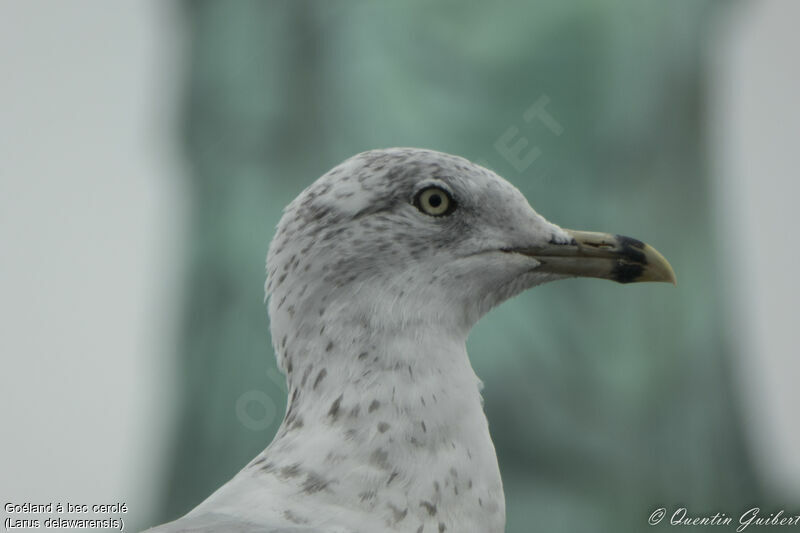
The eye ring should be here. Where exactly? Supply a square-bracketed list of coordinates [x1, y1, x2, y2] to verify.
[413, 186, 456, 217]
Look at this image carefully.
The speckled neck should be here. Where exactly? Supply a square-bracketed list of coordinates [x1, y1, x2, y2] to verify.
[252, 316, 506, 533]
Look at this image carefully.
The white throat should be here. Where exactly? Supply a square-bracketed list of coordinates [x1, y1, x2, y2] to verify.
[216, 312, 506, 533]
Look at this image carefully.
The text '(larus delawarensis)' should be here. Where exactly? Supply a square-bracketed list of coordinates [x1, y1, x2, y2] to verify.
[145, 148, 676, 533]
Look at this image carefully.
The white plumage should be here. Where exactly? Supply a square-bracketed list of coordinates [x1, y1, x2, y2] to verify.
[145, 148, 674, 533]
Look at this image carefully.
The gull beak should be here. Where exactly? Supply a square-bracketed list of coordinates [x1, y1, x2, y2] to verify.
[513, 229, 677, 285]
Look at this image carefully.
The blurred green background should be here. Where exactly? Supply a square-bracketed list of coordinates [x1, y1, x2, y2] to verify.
[4, 1, 800, 532]
[158, 1, 768, 531]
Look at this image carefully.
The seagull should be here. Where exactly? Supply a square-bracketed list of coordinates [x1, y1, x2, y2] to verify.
[145, 148, 675, 533]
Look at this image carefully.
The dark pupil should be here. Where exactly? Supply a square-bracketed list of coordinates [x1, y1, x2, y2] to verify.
[428, 194, 442, 208]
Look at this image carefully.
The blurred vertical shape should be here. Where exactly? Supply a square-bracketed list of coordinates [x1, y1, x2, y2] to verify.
[711, 0, 800, 501]
[159, 2, 768, 531]
[0, 2, 183, 530]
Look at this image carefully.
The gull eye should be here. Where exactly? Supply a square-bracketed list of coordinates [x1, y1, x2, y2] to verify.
[414, 186, 455, 217]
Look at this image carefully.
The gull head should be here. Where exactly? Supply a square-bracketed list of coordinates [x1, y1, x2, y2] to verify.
[266, 148, 674, 344]
[258, 148, 675, 533]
